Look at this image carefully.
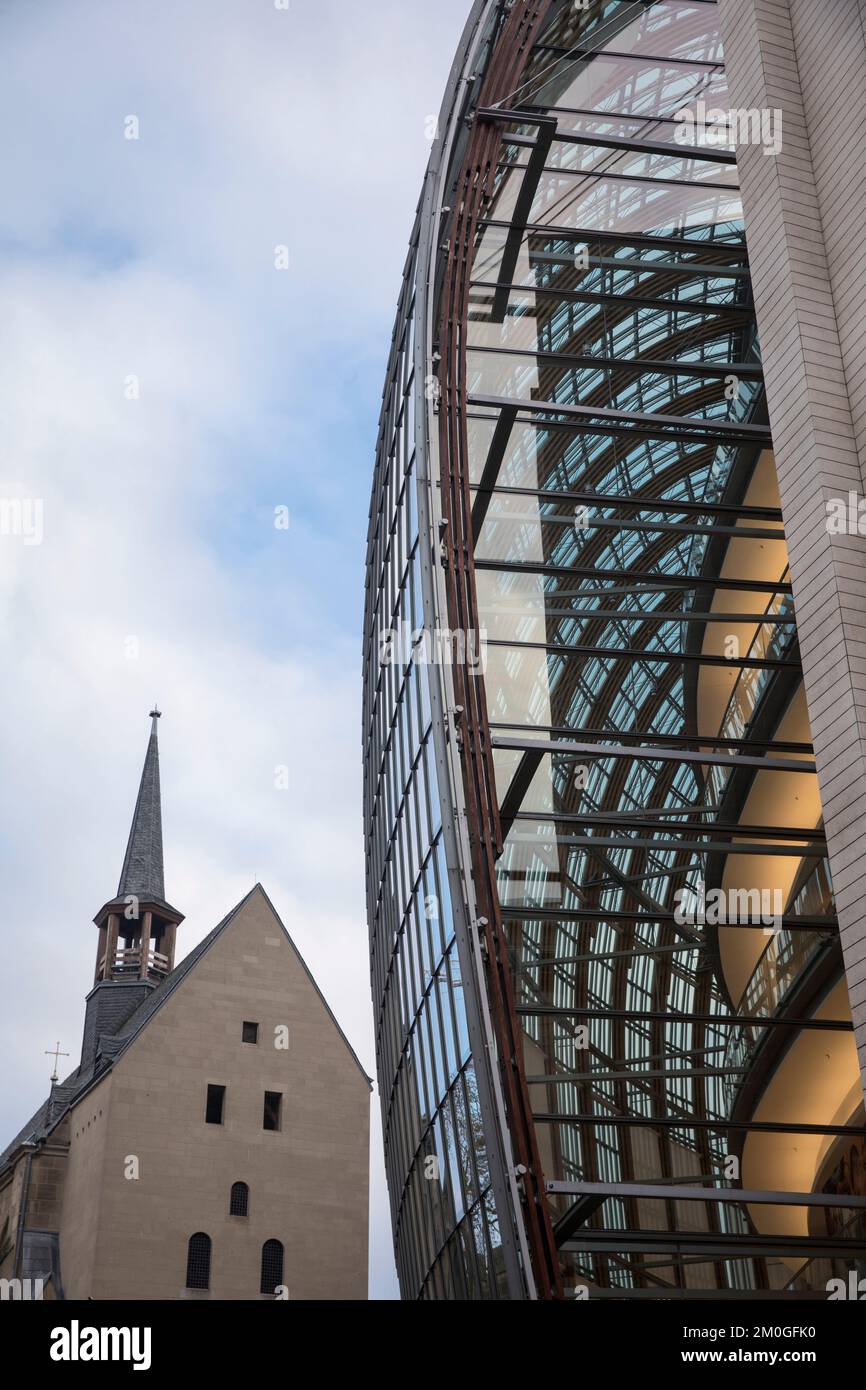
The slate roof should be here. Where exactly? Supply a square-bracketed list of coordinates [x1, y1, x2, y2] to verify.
[1, 1097, 54, 1167]
[116, 711, 165, 902]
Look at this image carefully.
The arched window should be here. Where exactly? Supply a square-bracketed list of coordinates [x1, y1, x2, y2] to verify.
[185, 1232, 211, 1290]
[230, 1181, 249, 1217]
[260, 1239, 284, 1295]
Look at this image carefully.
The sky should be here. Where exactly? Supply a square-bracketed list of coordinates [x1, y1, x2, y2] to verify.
[0, 0, 472, 1301]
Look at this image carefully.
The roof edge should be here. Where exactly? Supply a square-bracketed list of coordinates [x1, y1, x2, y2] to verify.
[253, 884, 374, 1091]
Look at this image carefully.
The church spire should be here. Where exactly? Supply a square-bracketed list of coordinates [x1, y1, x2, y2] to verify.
[117, 708, 165, 903]
[90, 710, 184, 993]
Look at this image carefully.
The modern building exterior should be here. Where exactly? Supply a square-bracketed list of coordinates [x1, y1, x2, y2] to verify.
[1, 713, 371, 1300]
[363, 0, 866, 1299]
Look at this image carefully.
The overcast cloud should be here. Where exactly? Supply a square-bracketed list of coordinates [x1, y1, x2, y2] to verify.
[0, 0, 470, 1300]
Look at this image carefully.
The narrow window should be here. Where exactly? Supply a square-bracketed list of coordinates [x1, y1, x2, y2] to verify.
[205, 1084, 225, 1125]
[263, 1091, 282, 1131]
[186, 1232, 211, 1290]
[260, 1239, 284, 1295]
[230, 1181, 249, 1217]
[242, 1021, 259, 1044]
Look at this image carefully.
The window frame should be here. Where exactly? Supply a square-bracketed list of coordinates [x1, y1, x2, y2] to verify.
[229, 1181, 249, 1218]
[205, 1083, 226, 1126]
[262, 1091, 282, 1132]
[260, 1238, 284, 1296]
[185, 1232, 212, 1291]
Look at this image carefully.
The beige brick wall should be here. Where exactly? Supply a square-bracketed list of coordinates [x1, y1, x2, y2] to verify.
[60, 1074, 114, 1296]
[718, 0, 866, 1091]
[26, 1133, 69, 1231]
[0, 1131, 70, 1283]
[0, 1160, 27, 1278]
[60, 887, 370, 1300]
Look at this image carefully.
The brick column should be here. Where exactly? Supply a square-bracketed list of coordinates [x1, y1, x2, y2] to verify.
[718, 0, 866, 1091]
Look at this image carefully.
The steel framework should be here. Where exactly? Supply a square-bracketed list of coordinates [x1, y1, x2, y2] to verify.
[365, 0, 866, 1300]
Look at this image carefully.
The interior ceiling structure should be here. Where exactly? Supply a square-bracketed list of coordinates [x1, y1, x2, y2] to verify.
[437, 0, 866, 1297]
[365, 0, 866, 1301]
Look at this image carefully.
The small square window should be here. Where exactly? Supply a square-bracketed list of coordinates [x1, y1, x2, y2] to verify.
[263, 1091, 282, 1132]
[205, 1084, 225, 1125]
[242, 1021, 259, 1044]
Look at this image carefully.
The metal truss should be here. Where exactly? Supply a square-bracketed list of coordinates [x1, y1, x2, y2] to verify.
[422, 0, 866, 1300]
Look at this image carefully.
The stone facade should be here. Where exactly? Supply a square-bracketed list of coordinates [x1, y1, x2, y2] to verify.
[1, 886, 370, 1300]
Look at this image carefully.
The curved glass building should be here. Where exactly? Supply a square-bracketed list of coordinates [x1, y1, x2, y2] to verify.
[364, 0, 866, 1299]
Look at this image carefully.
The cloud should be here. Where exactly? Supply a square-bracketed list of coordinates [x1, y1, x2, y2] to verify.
[0, 0, 472, 1300]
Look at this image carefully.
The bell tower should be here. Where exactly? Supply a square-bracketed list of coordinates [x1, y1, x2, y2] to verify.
[92, 709, 184, 985]
[81, 710, 184, 1070]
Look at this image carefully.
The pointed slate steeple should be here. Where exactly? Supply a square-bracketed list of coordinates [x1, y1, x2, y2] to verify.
[117, 708, 165, 903]
[89, 711, 184, 999]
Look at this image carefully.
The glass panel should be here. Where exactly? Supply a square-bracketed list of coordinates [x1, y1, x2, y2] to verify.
[524, 52, 729, 120]
[489, 164, 742, 236]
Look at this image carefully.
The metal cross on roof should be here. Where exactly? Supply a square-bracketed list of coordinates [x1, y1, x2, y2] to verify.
[44, 1041, 69, 1084]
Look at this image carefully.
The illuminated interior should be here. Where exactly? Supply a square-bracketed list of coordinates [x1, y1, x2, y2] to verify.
[366, 0, 866, 1300]
[463, 0, 861, 1294]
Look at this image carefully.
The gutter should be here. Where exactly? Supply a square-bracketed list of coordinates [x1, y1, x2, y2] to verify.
[12, 1144, 35, 1279]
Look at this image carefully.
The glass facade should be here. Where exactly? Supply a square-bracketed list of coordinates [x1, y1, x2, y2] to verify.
[365, 0, 866, 1298]
[363, 8, 526, 1294]
[363, 245, 507, 1298]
